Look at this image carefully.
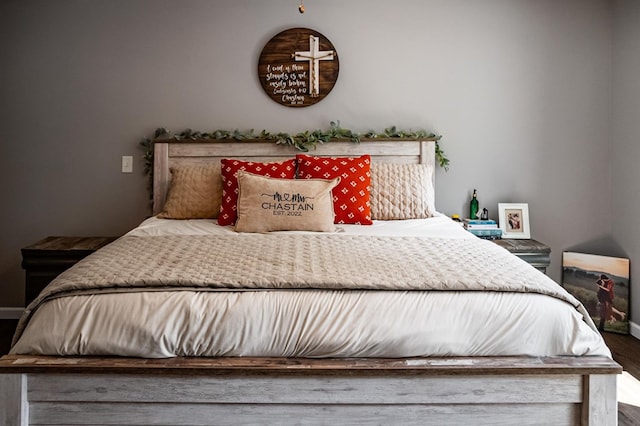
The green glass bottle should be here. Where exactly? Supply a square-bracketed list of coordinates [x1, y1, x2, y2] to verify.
[470, 189, 479, 219]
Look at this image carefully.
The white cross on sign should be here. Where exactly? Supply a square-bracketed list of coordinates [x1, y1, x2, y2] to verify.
[293, 35, 334, 97]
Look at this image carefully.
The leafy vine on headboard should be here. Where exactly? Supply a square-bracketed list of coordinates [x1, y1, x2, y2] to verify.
[139, 121, 448, 202]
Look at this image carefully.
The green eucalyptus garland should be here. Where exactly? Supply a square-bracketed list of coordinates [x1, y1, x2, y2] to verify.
[140, 121, 448, 201]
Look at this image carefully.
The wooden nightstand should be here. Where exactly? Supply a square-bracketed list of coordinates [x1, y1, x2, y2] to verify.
[492, 239, 551, 274]
[21, 236, 118, 305]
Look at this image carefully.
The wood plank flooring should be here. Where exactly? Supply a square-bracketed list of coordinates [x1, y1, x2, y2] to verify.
[603, 332, 640, 426]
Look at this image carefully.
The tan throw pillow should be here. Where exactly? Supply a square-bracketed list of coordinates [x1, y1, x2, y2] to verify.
[235, 171, 339, 233]
[157, 164, 222, 219]
[369, 163, 435, 220]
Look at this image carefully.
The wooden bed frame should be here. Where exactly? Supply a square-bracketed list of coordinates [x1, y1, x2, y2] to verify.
[0, 138, 622, 426]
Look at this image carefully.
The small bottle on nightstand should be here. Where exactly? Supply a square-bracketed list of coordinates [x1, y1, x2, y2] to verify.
[470, 189, 479, 219]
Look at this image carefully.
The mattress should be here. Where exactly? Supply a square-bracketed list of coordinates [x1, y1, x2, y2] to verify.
[10, 214, 611, 358]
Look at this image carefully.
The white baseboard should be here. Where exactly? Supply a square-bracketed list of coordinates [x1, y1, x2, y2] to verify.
[630, 321, 640, 340]
[0, 307, 23, 319]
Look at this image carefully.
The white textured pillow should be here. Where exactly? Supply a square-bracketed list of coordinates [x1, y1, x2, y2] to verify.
[369, 163, 435, 220]
[235, 171, 339, 233]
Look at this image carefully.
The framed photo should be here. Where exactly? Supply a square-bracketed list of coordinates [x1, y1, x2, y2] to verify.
[562, 252, 630, 334]
[498, 203, 530, 239]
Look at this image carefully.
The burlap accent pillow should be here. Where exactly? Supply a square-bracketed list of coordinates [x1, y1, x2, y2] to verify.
[157, 164, 222, 219]
[369, 163, 435, 220]
[235, 171, 339, 233]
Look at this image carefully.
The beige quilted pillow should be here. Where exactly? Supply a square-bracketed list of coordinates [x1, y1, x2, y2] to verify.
[369, 163, 435, 220]
[235, 171, 339, 233]
[157, 164, 222, 219]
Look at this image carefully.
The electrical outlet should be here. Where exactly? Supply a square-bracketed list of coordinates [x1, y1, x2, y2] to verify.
[121, 156, 133, 173]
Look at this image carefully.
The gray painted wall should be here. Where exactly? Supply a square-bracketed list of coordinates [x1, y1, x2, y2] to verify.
[0, 0, 628, 326]
[612, 0, 640, 329]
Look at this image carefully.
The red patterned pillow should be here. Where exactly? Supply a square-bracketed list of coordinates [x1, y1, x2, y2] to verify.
[296, 154, 372, 225]
[218, 158, 296, 226]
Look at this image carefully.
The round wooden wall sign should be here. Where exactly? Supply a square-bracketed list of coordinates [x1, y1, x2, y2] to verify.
[258, 27, 339, 108]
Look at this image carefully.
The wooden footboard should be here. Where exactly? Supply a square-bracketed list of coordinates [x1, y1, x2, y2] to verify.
[0, 355, 621, 426]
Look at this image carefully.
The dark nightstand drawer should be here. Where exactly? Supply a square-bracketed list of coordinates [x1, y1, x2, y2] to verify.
[492, 239, 551, 274]
[22, 236, 118, 305]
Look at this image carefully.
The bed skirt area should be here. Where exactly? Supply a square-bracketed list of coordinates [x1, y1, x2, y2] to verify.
[0, 354, 621, 426]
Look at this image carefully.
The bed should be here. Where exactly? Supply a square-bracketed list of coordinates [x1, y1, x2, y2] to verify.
[0, 138, 621, 425]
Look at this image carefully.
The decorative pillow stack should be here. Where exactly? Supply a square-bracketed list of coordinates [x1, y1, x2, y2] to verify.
[218, 158, 297, 226]
[235, 171, 339, 233]
[156, 154, 435, 228]
[296, 154, 372, 225]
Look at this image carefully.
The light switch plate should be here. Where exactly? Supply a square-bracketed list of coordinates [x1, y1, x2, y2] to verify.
[122, 156, 133, 173]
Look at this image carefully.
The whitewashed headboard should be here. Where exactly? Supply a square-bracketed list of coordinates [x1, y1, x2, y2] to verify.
[153, 139, 435, 215]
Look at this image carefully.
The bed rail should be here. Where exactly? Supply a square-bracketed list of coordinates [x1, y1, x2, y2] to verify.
[0, 354, 621, 426]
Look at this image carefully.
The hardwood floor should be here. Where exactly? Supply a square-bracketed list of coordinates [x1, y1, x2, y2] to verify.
[605, 332, 640, 379]
[603, 332, 640, 426]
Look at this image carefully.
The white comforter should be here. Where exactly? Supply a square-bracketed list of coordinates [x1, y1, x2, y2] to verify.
[11, 214, 611, 358]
